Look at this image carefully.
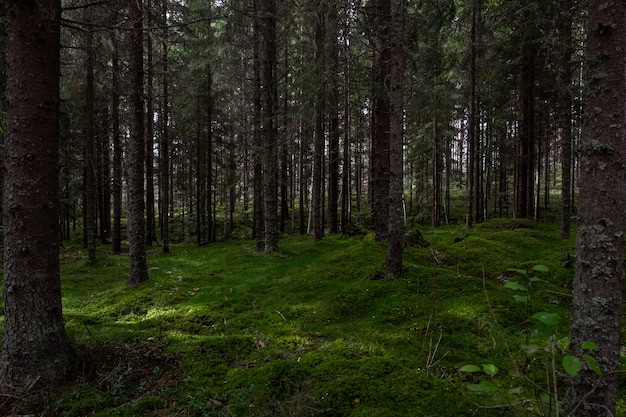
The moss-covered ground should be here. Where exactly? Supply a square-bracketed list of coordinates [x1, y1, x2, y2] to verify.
[2, 219, 625, 416]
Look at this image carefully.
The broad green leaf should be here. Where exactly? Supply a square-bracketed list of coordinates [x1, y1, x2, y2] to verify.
[467, 380, 497, 392]
[504, 282, 528, 292]
[507, 268, 527, 276]
[529, 276, 545, 283]
[582, 341, 599, 350]
[563, 355, 583, 377]
[582, 354, 603, 376]
[531, 264, 550, 273]
[482, 364, 499, 377]
[513, 294, 530, 303]
[532, 311, 560, 326]
[540, 392, 552, 405]
[459, 364, 481, 373]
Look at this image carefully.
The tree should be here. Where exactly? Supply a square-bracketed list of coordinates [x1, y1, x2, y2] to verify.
[259, 0, 279, 252]
[83, 12, 97, 259]
[128, 0, 150, 284]
[312, 0, 325, 241]
[563, 2, 626, 415]
[370, 0, 391, 241]
[385, 0, 405, 278]
[0, 0, 72, 388]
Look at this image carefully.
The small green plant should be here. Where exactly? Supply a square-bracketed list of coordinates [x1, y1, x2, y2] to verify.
[460, 265, 571, 416]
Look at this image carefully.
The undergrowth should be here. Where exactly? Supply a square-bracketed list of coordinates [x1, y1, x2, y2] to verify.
[1, 220, 624, 416]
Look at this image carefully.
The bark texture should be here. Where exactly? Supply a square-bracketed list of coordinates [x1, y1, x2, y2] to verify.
[128, 0, 149, 284]
[563, 2, 626, 415]
[385, 0, 405, 278]
[0, 0, 71, 388]
[370, 0, 391, 241]
[259, 0, 279, 252]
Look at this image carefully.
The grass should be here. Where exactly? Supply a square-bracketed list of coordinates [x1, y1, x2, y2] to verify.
[2, 219, 625, 416]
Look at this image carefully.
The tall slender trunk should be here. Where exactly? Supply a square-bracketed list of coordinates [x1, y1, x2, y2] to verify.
[112, 14, 122, 255]
[160, 0, 170, 254]
[327, 1, 340, 234]
[312, 0, 325, 241]
[252, 0, 264, 248]
[260, 0, 279, 252]
[385, 0, 405, 278]
[128, 0, 149, 284]
[559, 0, 573, 239]
[84, 21, 97, 259]
[371, 0, 391, 241]
[145, 0, 156, 246]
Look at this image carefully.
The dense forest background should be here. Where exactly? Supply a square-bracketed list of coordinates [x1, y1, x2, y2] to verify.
[1, 0, 579, 248]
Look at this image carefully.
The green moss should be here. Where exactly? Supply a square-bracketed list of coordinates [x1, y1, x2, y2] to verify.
[4, 221, 620, 416]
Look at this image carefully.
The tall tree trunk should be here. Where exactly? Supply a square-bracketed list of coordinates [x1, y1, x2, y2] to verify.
[312, 0, 325, 241]
[466, 0, 481, 227]
[515, 34, 535, 219]
[252, 0, 264, 248]
[98, 106, 111, 244]
[371, 0, 391, 241]
[160, 0, 170, 254]
[206, 65, 214, 242]
[327, 1, 340, 234]
[340, 6, 352, 232]
[0, 0, 71, 388]
[112, 14, 122, 255]
[559, 0, 573, 239]
[563, 3, 625, 416]
[259, 0, 279, 252]
[84, 21, 97, 259]
[145, 0, 156, 246]
[385, 0, 405, 278]
[128, 0, 149, 284]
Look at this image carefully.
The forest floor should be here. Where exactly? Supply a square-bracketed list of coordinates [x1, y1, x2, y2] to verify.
[1, 219, 625, 416]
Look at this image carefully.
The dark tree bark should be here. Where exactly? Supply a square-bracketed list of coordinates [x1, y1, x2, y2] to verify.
[465, 0, 481, 228]
[252, 0, 264, 249]
[312, 0, 325, 241]
[83, 21, 97, 259]
[370, 0, 391, 241]
[385, 0, 405, 278]
[0, 0, 72, 388]
[145, 0, 156, 247]
[128, 0, 149, 284]
[327, 1, 340, 235]
[558, 0, 573, 239]
[259, 0, 279, 252]
[111, 12, 122, 255]
[563, 2, 626, 416]
[160, 0, 170, 254]
[340, 7, 352, 232]
[514, 19, 536, 219]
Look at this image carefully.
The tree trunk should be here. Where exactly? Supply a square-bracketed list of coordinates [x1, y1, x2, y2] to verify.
[0, 0, 72, 388]
[559, 0, 573, 239]
[84, 21, 97, 259]
[145, 0, 156, 247]
[563, 3, 626, 416]
[160, 0, 170, 254]
[252, 0, 264, 248]
[259, 0, 279, 252]
[112, 13, 122, 255]
[327, 1, 340, 234]
[128, 0, 149, 284]
[312, 0, 325, 241]
[385, 0, 405, 278]
[515, 35, 535, 219]
[371, 0, 391, 241]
